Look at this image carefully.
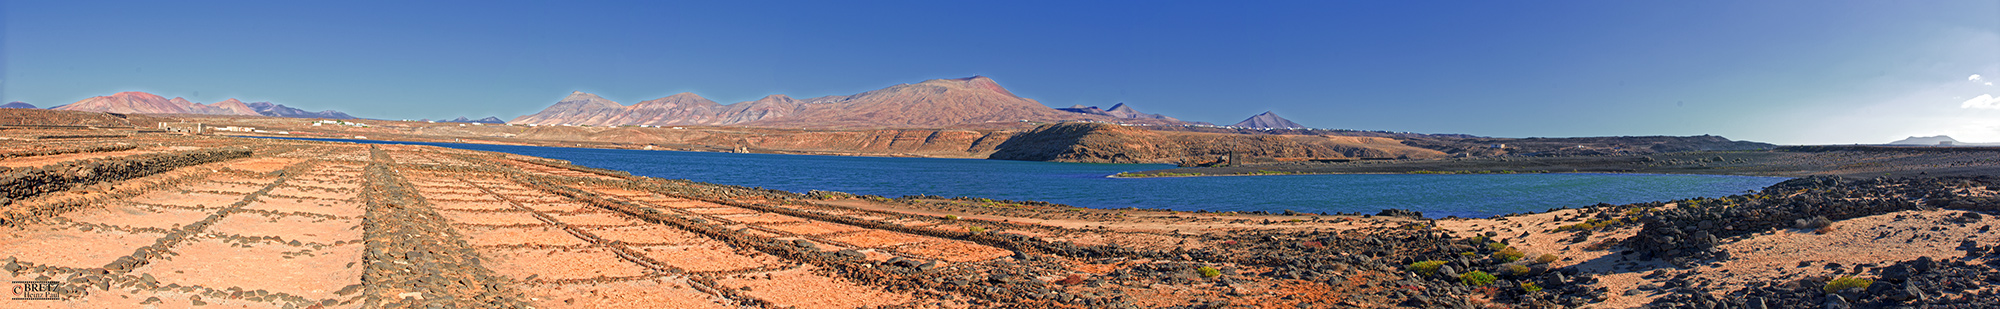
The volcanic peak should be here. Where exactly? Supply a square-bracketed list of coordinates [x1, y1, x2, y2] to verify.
[633, 92, 722, 108]
[918, 75, 1016, 98]
[1231, 111, 1307, 129]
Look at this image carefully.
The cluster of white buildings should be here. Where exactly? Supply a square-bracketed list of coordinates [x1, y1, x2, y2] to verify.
[213, 126, 289, 134]
[311, 120, 368, 127]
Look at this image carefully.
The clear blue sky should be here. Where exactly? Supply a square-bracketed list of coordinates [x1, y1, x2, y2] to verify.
[3, 1, 1995, 144]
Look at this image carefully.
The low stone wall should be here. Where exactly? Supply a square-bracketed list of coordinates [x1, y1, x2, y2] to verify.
[0, 148, 251, 224]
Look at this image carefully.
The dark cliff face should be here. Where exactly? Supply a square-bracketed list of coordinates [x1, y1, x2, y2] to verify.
[988, 123, 1109, 162]
[989, 123, 1447, 164]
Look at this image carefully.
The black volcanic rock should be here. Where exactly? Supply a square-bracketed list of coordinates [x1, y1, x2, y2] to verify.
[0, 102, 35, 109]
[1375, 209, 1424, 219]
[1231, 111, 1305, 129]
[246, 102, 355, 119]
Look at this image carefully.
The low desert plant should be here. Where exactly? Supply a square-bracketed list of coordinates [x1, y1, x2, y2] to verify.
[1460, 270, 1497, 286]
[1520, 282, 1543, 293]
[1534, 254, 1560, 264]
[1824, 276, 1873, 293]
[1197, 266, 1221, 278]
[967, 226, 986, 233]
[1407, 260, 1448, 276]
[1485, 242, 1508, 251]
[1504, 264, 1532, 276]
[1795, 216, 1833, 230]
[1581, 238, 1618, 251]
[943, 215, 958, 220]
[1492, 247, 1525, 262]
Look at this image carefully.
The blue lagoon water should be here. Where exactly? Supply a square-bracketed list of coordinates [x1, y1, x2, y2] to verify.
[259, 137, 1786, 218]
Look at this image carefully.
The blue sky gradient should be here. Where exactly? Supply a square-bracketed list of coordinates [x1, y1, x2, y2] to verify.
[4, 1, 1996, 144]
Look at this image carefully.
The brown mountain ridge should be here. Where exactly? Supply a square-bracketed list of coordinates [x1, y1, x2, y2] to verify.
[54, 92, 261, 116]
[510, 76, 1190, 128]
[52, 91, 353, 119]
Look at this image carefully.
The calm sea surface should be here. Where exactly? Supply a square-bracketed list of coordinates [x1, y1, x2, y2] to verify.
[257, 137, 1787, 218]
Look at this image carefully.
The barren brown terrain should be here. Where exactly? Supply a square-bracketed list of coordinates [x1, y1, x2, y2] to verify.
[2, 124, 1460, 308]
[4, 109, 1997, 308]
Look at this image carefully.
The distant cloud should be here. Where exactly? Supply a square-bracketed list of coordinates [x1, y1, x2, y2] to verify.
[1975, 74, 1986, 82]
[1965, 94, 2000, 109]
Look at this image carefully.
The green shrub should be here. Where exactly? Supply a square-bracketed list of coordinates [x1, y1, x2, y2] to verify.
[1407, 260, 1447, 276]
[967, 226, 987, 233]
[943, 215, 958, 220]
[1504, 264, 1531, 276]
[1521, 282, 1542, 293]
[1197, 266, 1221, 278]
[1555, 218, 1626, 232]
[1492, 247, 1525, 262]
[1534, 254, 1560, 264]
[1459, 270, 1496, 286]
[1486, 242, 1509, 251]
[1824, 276, 1873, 293]
[1555, 223, 1590, 232]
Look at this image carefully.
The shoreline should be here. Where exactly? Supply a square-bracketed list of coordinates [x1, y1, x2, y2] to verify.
[1121, 148, 2000, 179]
[1106, 169, 1799, 179]
[240, 134, 1779, 220]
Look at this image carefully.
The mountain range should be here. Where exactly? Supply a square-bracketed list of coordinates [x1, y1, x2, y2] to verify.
[1056, 103, 1183, 122]
[1230, 111, 1306, 129]
[49, 92, 352, 119]
[43, 77, 1307, 129]
[1, 102, 35, 109]
[512, 76, 1191, 128]
[1887, 135, 1997, 146]
[247, 102, 356, 119]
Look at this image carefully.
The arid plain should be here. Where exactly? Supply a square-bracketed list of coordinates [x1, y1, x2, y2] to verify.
[4, 108, 1998, 309]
